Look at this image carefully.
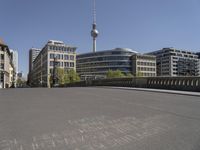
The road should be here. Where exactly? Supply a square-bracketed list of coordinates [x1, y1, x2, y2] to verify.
[0, 87, 200, 150]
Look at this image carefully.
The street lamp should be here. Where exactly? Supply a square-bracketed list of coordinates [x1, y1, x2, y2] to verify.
[52, 56, 58, 87]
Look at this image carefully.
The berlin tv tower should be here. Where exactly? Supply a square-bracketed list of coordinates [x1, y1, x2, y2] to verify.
[91, 0, 99, 53]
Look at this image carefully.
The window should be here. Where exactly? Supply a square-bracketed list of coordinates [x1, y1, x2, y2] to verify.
[64, 55, 69, 60]
[50, 61, 54, 66]
[50, 69, 53, 74]
[50, 53, 54, 59]
[70, 55, 74, 60]
[57, 62, 60, 67]
[0, 73, 3, 81]
[64, 62, 69, 67]
[49, 46, 52, 50]
[57, 54, 60, 59]
[70, 62, 74, 67]
[1, 54, 4, 60]
[0, 63, 4, 69]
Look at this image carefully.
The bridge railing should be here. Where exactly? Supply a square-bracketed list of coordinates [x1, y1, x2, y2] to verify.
[61, 77, 200, 92]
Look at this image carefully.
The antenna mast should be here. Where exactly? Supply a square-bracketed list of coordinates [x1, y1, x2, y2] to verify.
[93, 0, 96, 24]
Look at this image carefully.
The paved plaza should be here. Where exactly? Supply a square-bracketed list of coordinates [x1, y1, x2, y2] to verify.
[0, 87, 200, 150]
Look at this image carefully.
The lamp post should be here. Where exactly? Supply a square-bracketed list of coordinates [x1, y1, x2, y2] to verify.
[52, 56, 58, 87]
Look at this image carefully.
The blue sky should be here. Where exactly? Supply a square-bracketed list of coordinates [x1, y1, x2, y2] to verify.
[1, 0, 200, 75]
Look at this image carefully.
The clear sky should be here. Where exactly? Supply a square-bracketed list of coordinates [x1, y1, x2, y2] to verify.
[1, 0, 200, 75]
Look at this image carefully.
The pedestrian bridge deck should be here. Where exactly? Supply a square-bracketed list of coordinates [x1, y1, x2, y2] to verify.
[0, 87, 200, 150]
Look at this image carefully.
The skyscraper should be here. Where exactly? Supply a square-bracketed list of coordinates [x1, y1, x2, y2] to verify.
[29, 48, 41, 73]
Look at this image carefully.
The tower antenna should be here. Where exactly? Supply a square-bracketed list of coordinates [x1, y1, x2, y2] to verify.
[93, 0, 96, 24]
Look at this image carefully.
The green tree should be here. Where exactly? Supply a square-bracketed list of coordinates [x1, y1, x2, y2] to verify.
[16, 78, 27, 87]
[106, 70, 114, 78]
[56, 68, 65, 85]
[106, 69, 125, 78]
[136, 71, 143, 77]
[67, 69, 80, 83]
[126, 73, 133, 78]
[51, 68, 80, 85]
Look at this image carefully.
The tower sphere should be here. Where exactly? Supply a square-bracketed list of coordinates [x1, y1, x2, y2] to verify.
[91, 29, 99, 38]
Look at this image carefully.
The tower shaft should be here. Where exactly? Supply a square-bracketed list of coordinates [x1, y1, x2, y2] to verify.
[93, 38, 96, 53]
[91, 0, 99, 53]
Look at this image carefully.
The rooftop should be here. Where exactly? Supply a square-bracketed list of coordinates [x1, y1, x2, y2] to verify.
[0, 38, 6, 46]
[78, 48, 138, 56]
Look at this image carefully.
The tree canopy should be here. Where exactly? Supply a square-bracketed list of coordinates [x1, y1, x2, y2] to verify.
[50, 68, 80, 86]
[106, 70, 126, 78]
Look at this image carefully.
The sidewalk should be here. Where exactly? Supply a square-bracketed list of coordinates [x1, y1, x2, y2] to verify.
[105, 87, 200, 97]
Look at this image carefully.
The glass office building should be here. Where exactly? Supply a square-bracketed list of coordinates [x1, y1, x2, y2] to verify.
[77, 48, 138, 80]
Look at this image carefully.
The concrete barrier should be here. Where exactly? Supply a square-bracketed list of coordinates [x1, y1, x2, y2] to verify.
[62, 77, 200, 92]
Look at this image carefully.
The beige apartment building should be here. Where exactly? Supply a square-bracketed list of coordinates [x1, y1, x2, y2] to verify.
[29, 40, 77, 87]
[0, 39, 15, 88]
[132, 54, 156, 77]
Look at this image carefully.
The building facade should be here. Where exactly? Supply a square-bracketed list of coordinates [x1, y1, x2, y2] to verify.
[196, 52, 200, 58]
[132, 54, 156, 77]
[28, 48, 41, 84]
[10, 49, 18, 87]
[197, 52, 200, 76]
[76, 48, 138, 80]
[147, 48, 199, 76]
[29, 48, 41, 73]
[29, 40, 77, 87]
[0, 39, 15, 88]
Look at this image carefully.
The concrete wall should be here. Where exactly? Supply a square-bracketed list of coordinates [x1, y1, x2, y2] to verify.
[62, 77, 200, 92]
[147, 77, 200, 92]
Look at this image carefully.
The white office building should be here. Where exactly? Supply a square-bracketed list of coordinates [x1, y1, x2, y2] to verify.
[147, 48, 199, 76]
[29, 40, 77, 87]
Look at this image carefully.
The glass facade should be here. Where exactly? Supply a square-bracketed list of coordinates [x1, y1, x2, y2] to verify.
[77, 48, 138, 79]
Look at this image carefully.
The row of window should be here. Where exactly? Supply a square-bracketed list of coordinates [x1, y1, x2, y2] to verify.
[77, 62, 131, 68]
[142, 73, 156, 77]
[48, 46, 75, 53]
[50, 61, 74, 68]
[137, 61, 156, 66]
[78, 67, 131, 73]
[77, 51, 133, 59]
[161, 64, 170, 68]
[162, 72, 170, 75]
[77, 56, 131, 63]
[49, 53, 74, 60]
[162, 68, 170, 72]
[138, 67, 156, 72]
[161, 60, 170, 64]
